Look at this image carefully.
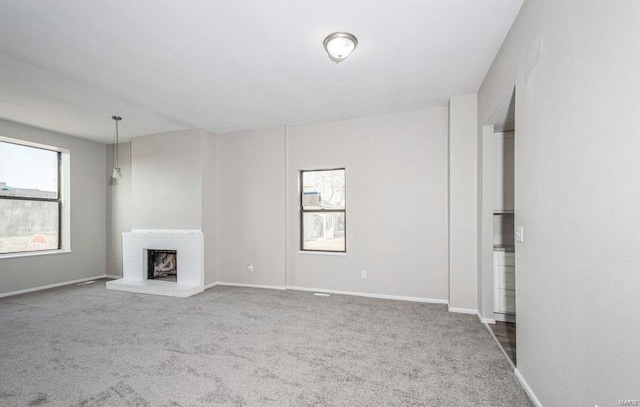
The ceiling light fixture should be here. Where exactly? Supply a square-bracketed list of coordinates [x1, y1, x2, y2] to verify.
[323, 32, 358, 63]
[112, 115, 122, 179]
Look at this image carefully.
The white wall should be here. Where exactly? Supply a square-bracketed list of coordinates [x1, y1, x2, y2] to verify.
[0, 119, 106, 294]
[448, 94, 478, 311]
[106, 142, 132, 277]
[478, 0, 640, 404]
[131, 129, 203, 230]
[286, 108, 449, 300]
[215, 127, 286, 287]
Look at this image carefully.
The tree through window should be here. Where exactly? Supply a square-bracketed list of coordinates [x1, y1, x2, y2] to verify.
[300, 168, 346, 252]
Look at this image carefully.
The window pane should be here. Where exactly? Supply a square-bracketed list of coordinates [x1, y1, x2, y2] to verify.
[302, 212, 345, 251]
[0, 200, 59, 254]
[302, 169, 345, 209]
[0, 141, 58, 198]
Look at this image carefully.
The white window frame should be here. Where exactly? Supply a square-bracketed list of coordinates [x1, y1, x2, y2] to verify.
[299, 168, 346, 253]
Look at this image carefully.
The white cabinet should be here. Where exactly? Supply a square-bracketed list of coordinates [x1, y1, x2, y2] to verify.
[494, 251, 516, 314]
[494, 132, 514, 212]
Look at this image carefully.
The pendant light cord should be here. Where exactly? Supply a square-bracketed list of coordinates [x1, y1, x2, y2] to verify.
[114, 119, 119, 169]
[112, 116, 122, 170]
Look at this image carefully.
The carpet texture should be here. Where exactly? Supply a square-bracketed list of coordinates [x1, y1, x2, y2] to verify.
[0, 280, 532, 406]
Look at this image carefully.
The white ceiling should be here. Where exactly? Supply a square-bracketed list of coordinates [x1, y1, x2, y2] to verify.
[0, 0, 522, 144]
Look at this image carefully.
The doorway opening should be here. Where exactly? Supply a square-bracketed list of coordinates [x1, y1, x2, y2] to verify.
[485, 88, 516, 366]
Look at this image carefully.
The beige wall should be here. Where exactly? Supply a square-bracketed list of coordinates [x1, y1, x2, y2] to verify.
[478, 0, 640, 404]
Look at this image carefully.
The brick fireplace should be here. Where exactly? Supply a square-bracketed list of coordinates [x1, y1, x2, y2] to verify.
[106, 230, 204, 297]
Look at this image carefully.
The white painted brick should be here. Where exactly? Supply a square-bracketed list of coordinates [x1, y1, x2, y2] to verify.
[120, 230, 204, 291]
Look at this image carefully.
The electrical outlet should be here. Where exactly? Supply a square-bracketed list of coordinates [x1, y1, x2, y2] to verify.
[247, 264, 254, 272]
[515, 226, 524, 242]
[361, 270, 367, 279]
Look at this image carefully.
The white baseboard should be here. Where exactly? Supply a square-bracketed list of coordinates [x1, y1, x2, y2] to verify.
[448, 307, 477, 315]
[210, 283, 447, 305]
[0, 275, 109, 299]
[286, 285, 448, 304]
[215, 282, 286, 291]
[477, 312, 496, 324]
[104, 274, 121, 279]
[515, 368, 543, 407]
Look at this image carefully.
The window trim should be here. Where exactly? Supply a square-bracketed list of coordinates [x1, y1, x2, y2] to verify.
[0, 138, 66, 256]
[299, 168, 346, 253]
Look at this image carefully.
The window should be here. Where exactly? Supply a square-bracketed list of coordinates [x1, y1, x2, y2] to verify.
[0, 140, 61, 254]
[300, 168, 346, 252]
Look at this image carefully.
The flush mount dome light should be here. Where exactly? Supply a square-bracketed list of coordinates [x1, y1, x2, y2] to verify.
[323, 32, 358, 63]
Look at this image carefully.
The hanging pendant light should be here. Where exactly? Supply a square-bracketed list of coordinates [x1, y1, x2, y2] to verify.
[323, 32, 358, 63]
[112, 116, 122, 179]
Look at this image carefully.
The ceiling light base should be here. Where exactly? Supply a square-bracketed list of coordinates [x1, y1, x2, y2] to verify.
[323, 32, 358, 63]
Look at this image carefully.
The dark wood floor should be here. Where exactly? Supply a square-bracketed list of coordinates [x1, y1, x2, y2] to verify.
[490, 321, 516, 365]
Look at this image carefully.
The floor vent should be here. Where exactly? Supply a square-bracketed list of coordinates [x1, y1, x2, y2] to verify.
[313, 293, 330, 297]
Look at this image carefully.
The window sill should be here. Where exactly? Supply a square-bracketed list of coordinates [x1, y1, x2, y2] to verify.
[0, 249, 71, 260]
[297, 251, 347, 257]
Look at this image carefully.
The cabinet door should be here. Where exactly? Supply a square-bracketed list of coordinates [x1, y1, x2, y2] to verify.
[494, 132, 515, 211]
[494, 251, 516, 314]
[496, 252, 515, 266]
[496, 266, 516, 290]
[496, 289, 516, 314]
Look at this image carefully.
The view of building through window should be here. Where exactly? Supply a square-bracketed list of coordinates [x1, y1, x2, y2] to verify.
[0, 140, 60, 254]
[300, 169, 345, 252]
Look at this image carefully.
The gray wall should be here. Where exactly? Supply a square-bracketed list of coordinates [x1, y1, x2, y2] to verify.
[114, 108, 448, 301]
[478, 0, 640, 404]
[215, 127, 286, 287]
[448, 94, 478, 311]
[286, 108, 448, 300]
[131, 129, 203, 230]
[0, 119, 106, 294]
[106, 142, 131, 277]
[107, 129, 216, 282]
[201, 131, 217, 286]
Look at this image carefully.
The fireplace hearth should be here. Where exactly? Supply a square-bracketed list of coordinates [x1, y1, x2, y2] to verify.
[147, 249, 177, 282]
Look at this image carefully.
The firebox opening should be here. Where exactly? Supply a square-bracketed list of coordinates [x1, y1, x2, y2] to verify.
[147, 249, 177, 282]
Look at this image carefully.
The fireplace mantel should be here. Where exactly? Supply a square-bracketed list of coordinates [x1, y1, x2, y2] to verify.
[106, 229, 204, 297]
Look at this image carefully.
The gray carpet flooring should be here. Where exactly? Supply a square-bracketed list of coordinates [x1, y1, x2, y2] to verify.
[0, 280, 532, 406]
